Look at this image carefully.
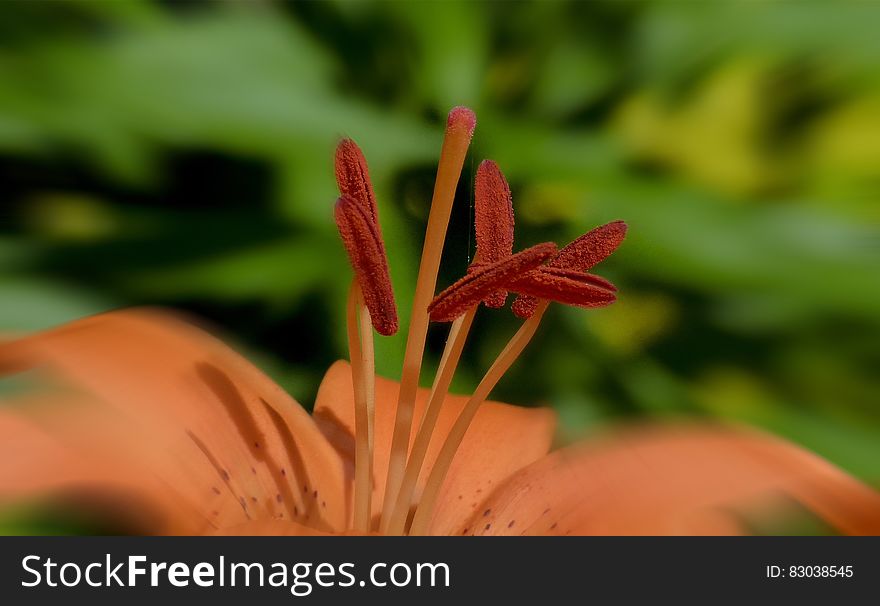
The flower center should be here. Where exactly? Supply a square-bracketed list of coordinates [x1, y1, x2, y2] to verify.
[334, 106, 624, 535]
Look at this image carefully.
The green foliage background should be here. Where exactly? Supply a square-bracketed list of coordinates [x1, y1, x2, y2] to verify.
[1, 0, 878, 532]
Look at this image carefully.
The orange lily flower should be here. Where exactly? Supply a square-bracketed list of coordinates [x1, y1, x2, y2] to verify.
[0, 314, 877, 536]
[1, 107, 879, 536]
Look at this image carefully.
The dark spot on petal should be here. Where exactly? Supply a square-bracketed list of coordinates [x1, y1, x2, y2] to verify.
[221, 470, 230, 481]
[484, 523, 491, 531]
[550, 522, 558, 530]
[322, 501, 327, 508]
[281, 468, 287, 476]
[508, 520, 515, 529]
[251, 467, 257, 475]
[483, 509, 491, 517]
[251, 496, 257, 503]
[313, 490, 318, 499]
[276, 494, 283, 503]
[211, 486, 221, 495]
[542, 508, 551, 516]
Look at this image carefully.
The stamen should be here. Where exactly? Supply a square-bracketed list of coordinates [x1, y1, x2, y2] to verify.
[552, 220, 628, 271]
[384, 306, 477, 535]
[334, 195, 398, 336]
[380, 107, 476, 532]
[408, 300, 551, 535]
[474, 160, 514, 308]
[508, 267, 616, 319]
[428, 243, 557, 322]
[512, 221, 627, 319]
[345, 281, 374, 532]
[536, 266, 617, 291]
[335, 138, 378, 225]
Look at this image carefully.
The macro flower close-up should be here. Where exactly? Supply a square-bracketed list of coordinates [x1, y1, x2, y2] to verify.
[1, 104, 877, 537]
[5, 4, 880, 603]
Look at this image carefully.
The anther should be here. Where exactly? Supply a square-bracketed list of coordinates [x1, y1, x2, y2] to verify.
[334, 195, 398, 336]
[428, 242, 557, 322]
[473, 160, 515, 308]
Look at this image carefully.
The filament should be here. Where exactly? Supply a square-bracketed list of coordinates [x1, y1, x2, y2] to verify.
[346, 281, 374, 532]
[385, 306, 477, 535]
[408, 300, 550, 535]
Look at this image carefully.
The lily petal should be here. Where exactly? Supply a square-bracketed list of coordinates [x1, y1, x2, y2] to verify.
[428, 243, 557, 322]
[0, 309, 350, 533]
[312, 361, 556, 533]
[0, 403, 225, 534]
[213, 520, 334, 536]
[460, 425, 880, 536]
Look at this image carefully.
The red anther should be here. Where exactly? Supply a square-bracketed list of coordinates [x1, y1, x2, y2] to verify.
[512, 221, 627, 318]
[509, 267, 616, 319]
[551, 221, 627, 271]
[428, 243, 557, 322]
[474, 160, 515, 308]
[335, 139, 378, 226]
[334, 195, 399, 336]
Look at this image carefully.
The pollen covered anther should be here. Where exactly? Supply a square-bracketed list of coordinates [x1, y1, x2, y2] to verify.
[512, 220, 627, 318]
[473, 160, 515, 308]
[335, 138, 378, 225]
[428, 242, 557, 322]
[552, 220, 628, 270]
[334, 195, 399, 336]
[508, 268, 617, 317]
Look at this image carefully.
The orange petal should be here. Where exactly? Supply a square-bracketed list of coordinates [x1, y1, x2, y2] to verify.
[214, 520, 376, 536]
[460, 424, 880, 535]
[334, 195, 399, 336]
[0, 395, 254, 535]
[213, 520, 335, 536]
[312, 361, 556, 533]
[0, 309, 350, 533]
[428, 243, 557, 322]
[0, 407, 183, 532]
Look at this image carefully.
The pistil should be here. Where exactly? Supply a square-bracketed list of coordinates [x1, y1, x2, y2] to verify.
[380, 107, 476, 531]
